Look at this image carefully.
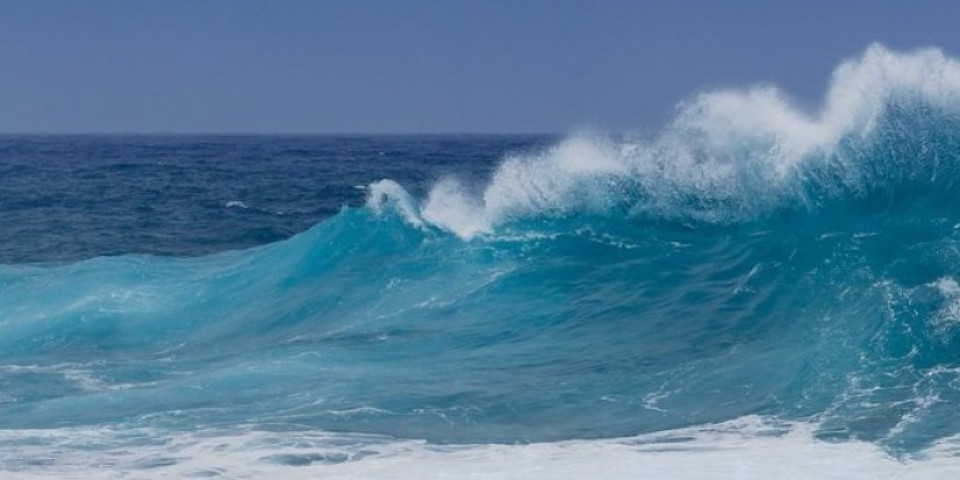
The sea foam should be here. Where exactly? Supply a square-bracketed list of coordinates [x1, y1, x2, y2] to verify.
[4, 417, 960, 480]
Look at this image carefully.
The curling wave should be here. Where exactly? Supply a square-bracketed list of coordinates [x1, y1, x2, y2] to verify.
[5, 44, 960, 477]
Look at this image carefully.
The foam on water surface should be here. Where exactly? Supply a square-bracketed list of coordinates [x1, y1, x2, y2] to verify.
[4, 418, 960, 480]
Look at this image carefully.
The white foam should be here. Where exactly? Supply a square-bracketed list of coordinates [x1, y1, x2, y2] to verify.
[421, 177, 490, 238]
[0, 363, 156, 393]
[931, 277, 960, 332]
[366, 179, 425, 229]
[4, 417, 960, 479]
[367, 45, 960, 239]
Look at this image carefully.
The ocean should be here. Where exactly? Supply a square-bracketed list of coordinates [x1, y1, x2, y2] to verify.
[5, 44, 960, 478]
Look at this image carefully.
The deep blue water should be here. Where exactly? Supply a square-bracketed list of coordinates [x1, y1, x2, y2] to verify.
[6, 45, 960, 478]
[0, 135, 552, 262]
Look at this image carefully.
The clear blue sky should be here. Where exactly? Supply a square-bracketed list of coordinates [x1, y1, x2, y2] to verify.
[2, 0, 959, 134]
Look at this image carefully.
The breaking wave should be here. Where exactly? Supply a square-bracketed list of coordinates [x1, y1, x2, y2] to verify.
[6, 44, 960, 477]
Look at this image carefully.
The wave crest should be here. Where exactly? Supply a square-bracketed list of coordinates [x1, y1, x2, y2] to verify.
[368, 44, 960, 238]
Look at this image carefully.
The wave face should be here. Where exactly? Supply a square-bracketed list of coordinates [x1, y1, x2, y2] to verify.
[6, 44, 960, 476]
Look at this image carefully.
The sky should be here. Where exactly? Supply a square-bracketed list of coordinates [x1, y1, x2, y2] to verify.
[2, 0, 960, 134]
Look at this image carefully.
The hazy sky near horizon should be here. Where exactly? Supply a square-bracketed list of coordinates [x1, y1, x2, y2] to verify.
[3, 0, 960, 134]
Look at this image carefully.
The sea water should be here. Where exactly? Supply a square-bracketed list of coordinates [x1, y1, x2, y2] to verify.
[4, 45, 960, 478]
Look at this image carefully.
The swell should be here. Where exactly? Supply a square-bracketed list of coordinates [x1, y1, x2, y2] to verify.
[4, 205, 960, 449]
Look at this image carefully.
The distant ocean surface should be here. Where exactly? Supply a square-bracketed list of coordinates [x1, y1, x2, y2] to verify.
[7, 45, 960, 479]
[0, 134, 552, 263]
